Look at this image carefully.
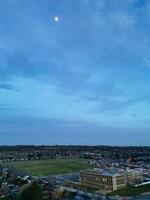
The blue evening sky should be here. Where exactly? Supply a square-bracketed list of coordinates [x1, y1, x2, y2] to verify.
[0, 0, 150, 145]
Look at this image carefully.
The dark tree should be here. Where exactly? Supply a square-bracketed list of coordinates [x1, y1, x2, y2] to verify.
[18, 181, 42, 200]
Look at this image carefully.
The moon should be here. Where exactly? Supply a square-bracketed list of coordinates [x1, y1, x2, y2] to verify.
[54, 16, 59, 22]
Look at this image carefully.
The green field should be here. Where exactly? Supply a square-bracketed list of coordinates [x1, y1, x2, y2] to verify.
[2, 159, 89, 176]
[109, 184, 150, 197]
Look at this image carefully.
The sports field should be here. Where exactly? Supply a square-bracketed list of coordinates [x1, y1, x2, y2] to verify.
[3, 158, 89, 176]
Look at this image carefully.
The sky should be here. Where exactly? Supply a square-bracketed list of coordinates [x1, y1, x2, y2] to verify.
[0, 0, 150, 145]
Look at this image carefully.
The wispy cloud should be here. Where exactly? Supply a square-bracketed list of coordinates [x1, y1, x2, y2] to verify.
[0, 0, 150, 144]
[0, 83, 17, 91]
[0, 104, 12, 111]
[139, 54, 150, 69]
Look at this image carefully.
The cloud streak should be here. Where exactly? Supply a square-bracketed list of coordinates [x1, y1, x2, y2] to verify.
[0, 83, 17, 91]
[0, 0, 150, 144]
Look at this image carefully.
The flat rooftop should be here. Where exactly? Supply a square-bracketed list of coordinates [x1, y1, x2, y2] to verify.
[81, 168, 123, 177]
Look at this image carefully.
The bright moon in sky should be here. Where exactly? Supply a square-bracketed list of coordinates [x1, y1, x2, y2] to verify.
[54, 16, 59, 22]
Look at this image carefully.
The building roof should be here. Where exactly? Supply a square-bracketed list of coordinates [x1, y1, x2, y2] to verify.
[81, 168, 124, 177]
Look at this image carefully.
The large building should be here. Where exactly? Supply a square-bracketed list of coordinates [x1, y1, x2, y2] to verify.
[125, 169, 143, 185]
[80, 169, 126, 192]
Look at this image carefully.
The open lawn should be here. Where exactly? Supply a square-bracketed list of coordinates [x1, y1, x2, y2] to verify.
[2, 158, 89, 176]
[108, 184, 150, 197]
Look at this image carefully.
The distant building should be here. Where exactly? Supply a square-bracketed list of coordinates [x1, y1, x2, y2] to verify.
[125, 169, 143, 185]
[80, 169, 126, 192]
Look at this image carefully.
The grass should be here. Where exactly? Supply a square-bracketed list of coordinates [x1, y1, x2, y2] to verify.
[108, 184, 150, 197]
[2, 158, 89, 176]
